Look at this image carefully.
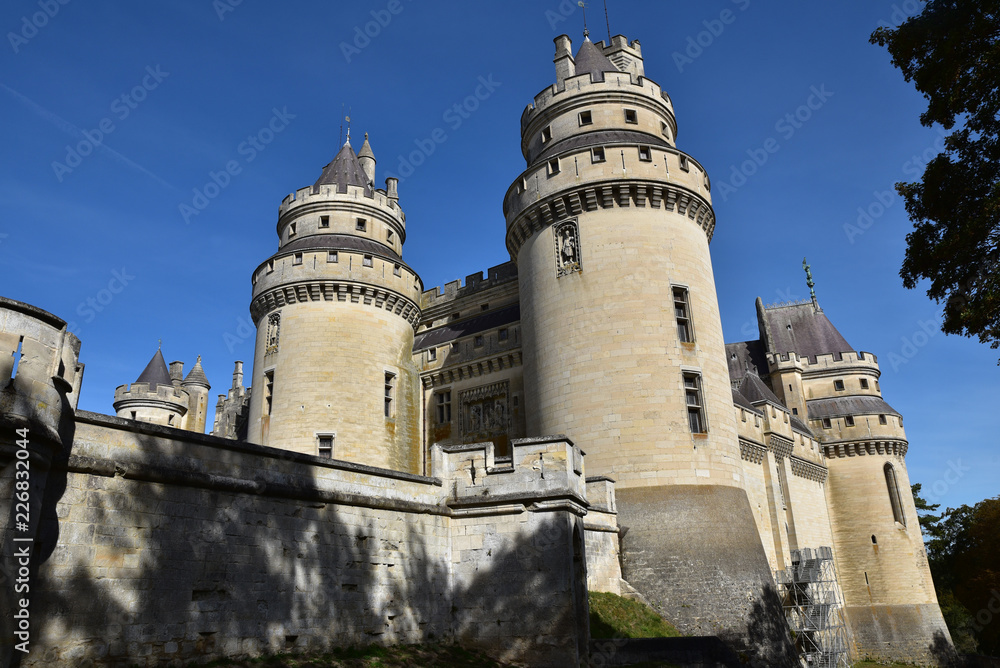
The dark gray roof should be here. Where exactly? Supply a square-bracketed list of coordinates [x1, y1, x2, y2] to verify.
[136, 349, 173, 390]
[762, 303, 853, 360]
[357, 134, 375, 160]
[535, 129, 673, 164]
[807, 395, 901, 420]
[726, 339, 768, 383]
[414, 304, 520, 351]
[732, 389, 763, 415]
[313, 141, 373, 195]
[737, 372, 785, 408]
[280, 234, 402, 262]
[183, 355, 210, 388]
[790, 415, 814, 438]
[574, 37, 619, 81]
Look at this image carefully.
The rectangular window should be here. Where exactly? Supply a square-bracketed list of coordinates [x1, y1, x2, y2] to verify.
[428, 348, 437, 362]
[289, 222, 297, 238]
[387, 229, 394, 243]
[481, 303, 489, 311]
[792, 407, 798, 416]
[264, 371, 275, 416]
[661, 121, 670, 137]
[683, 372, 707, 433]
[498, 328, 509, 341]
[320, 215, 329, 228]
[673, 287, 693, 343]
[548, 158, 560, 175]
[328, 251, 338, 263]
[436, 390, 452, 424]
[624, 109, 638, 124]
[384, 372, 396, 418]
[317, 434, 334, 458]
[578, 110, 593, 126]
[879, 414, 887, 425]
[356, 218, 367, 231]
[845, 415, 855, 427]
[541, 126, 552, 143]
[394, 264, 401, 277]
[266, 260, 274, 274]
[741, 410, 746, 423]
[679, 155, 690, 172]
[860, 378, 870, 389]
[638, 146, 652, 162]
[363, 255, 373, 267]
[293, 252, 303, 265]
[834, 379, 845, 391]
[474, 335, 484, 348]
[822, 417, 831, 429]
[591, 147, 606, 163]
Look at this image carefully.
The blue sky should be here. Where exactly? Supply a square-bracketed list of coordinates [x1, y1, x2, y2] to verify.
[1, 0, 996, 510]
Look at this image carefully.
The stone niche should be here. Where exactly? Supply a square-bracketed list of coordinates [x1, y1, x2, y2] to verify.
[459, 381, 510, 455]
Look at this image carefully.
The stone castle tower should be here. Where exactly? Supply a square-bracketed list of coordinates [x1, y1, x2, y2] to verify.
[244, 133, 422, 472]
[113, 349, 211, 432]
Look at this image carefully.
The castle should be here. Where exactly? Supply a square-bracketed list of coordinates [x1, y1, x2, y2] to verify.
[0, 31, 953, 668]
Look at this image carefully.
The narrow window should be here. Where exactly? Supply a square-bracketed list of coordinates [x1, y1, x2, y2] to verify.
[541, 126, 552, 143]
[328, 251, 338, 263]
[266, 260, 274, 274]
[624, 109, 638, 124]
[741, 410, 747, 423]
[393, 264, 401, 277]
[591, 147, 606, 163]
[293, 252, 303, 265]
[481, 303, 489, 311]
[884, 463, 906, 525]
[264, 371, 275, 416]
[879, 414, 887, 425]
[320, 215, 329, 228]
[860, 378, 870, 390]
[167, 414, 174, 426]
[9, 336, 23, 383]
[428, 348, 437, 362]
[679, 155, 690, 172]
[673, 287, 693, 343]
[876, 380, 881, 391]
[363, 255, 373, 267]
[498, 328, 509, 342]
[578, 110, 593, 126]
[474, 335, 484, 348]
[792, 407, 798, 416]
[317, 434, 334, 458]
[638, 146, 652, 162]
[661, 121, 670, 138]
[451, 312, 461, 321]
[822, 418, 832, 429]
[384, 372, 396, 418]
[436, 390, 452, 424]
[834, 379, 845, 391]
[288, 222, 297, 238]
[356, 218, 367, 232]
[548, 158, 560, 175]
[845, 415, 855, 427]
[386, 229, 394, 244]
[130, 411, 136, 420]
[683, 372, 707, 433]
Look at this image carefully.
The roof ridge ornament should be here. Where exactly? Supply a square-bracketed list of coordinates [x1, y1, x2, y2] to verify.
[803, 257, 821, 312]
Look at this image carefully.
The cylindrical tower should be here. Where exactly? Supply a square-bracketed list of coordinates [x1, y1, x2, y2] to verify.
[503, 34, 795, 663]
[246, 136, 423, 473]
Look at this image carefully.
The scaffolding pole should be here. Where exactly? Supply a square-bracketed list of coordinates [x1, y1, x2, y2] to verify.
[775, 546, 851, 668]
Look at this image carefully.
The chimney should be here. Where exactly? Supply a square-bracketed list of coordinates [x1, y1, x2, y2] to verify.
[386, 177, 399, 207]
[232, 361, 244, 389]
[169, 361, 184, 386]
[554, 34, 575, 84]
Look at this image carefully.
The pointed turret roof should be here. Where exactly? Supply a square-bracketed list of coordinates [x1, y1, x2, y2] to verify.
[357, 133, 375, 161]
[312, 140, 373, 195]
[574, 37, 619, 81]
[761, 302, 853, 361]
[183, 355, 210, 388]
[135, 348, 172, 390]
[737, 372, 785, 409]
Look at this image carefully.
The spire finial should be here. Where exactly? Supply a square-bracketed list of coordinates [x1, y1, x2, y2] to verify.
[158, 338, 162, 350]
[578, 1, 589, 38]
[803, 257, 821, 311]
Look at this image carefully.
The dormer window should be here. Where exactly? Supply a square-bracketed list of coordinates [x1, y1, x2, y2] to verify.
[578, 110, 593, 126]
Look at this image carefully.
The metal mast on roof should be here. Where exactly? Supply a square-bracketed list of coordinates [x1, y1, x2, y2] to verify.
[803, 257, 821, 312]
[578, 1, 589, 38]
[604, 0, 612, 43]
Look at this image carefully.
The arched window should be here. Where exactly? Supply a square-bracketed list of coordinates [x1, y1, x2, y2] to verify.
[884, 463, 906, 525]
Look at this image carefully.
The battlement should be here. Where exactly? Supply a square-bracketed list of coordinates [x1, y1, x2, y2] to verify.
[113, 382, 189, 408]
[277, 183, 405, 226]
[769, 350, 880, 372]
[521, 70, 673, 132]
[421, 261, 518, 307]
[431, 435, 587, 507]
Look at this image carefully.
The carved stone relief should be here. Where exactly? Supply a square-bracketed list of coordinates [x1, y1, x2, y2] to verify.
[554, 219, 582, 277]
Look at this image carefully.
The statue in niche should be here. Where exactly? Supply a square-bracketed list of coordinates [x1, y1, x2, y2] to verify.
[265, 312, 281, 355]
[555, 219, 582, 277]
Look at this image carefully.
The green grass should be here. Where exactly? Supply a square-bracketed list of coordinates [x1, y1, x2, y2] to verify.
[588, 590, 682, 640]
[183, 644, 513, 667]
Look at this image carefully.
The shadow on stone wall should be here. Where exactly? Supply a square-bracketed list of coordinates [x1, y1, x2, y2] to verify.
[18, 422, 582, 667]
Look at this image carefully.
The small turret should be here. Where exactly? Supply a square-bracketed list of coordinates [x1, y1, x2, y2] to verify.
[114, 348, 188, 427]
[358, 133, 376, 184]
[182, 355, 211, 433]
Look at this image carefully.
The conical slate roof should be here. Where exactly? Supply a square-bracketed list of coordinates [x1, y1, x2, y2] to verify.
[183, 355, 210, 388]
[135, 349, 172, 390]
[574, 37, 619, 81]
[737, 372, 784, 408]
[357, 133, 375, 161]
[313, 140, 373, 195]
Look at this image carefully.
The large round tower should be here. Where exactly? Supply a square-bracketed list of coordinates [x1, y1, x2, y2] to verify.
[246, 135, 423, 473]
[503, 35, 795, 662]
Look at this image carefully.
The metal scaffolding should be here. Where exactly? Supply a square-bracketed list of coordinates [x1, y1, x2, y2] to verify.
[775, 546, 851, 668]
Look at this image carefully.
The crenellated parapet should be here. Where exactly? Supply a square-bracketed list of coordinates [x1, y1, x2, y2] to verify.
[421, 262, 519, 310]
[113, 382, 189, 413]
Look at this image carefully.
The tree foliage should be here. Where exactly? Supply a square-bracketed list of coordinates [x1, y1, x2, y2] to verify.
[871, 2, 1000, 361]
